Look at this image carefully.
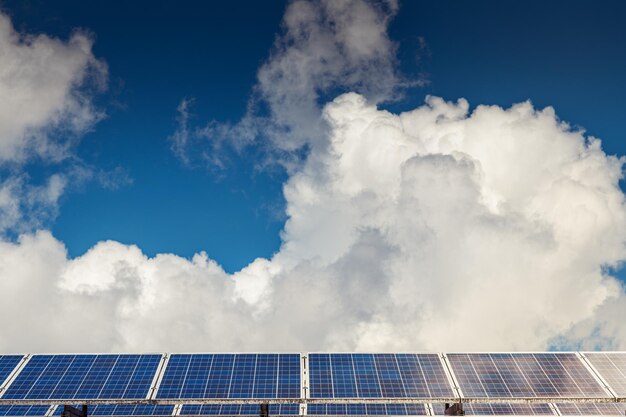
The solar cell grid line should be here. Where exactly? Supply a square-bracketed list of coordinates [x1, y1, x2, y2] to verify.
[555, 402, 626, 416]
[446, 353, 610, 399]
[583, 353, 626, 398]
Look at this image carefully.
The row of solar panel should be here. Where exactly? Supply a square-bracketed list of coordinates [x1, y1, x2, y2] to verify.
[0, 403, 625, 416]
[0, 353, 625, 401]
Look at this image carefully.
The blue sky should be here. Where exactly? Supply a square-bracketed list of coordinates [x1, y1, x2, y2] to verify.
[2, 0, 624, 273]
[1, 0, 626, 352]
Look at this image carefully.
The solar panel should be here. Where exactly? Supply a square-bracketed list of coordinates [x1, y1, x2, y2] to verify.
[1, 355, 161, 400]
[155, 354, 300, 399]
[81, 405, 174, 416]
[555, 403, 626, 416]
[447, 353, 609, 398]
[308, 354, 454, 399]
[0, 405, 50, 416]
[431, 403, 554, 415]
[306, 404, 428, 415]
[0, 356, 23, 388]
[179, 404, 299, 415]
[584, 353, 626, 397]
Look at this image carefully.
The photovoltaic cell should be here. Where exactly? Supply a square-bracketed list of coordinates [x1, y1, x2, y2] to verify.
[584, 352, 626, 397]
[180, 404, 299, 415]
[447, 353, 608, 398]
[308, 354, 454, 398]
[556, 403, 626, 416]
[0, 356, 23, 387]
[307, 404, 428, 415]
[156, 354, 300, 399]
[431, 403, 553, 415]
[1, 355, 161, 400]
[0, 406, 49, 416]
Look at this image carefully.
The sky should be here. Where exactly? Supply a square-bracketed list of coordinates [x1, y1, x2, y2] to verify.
[0, 0, 625, 353]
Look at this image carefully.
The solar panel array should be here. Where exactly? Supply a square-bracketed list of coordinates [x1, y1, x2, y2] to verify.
[0, 352, 625, 416]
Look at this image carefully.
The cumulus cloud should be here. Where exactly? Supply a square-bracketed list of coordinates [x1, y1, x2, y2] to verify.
[0, 12, 106, 163]
[0, 10, 107, 236]
[171, 0, 414, 169]
[1, 0, 625, 353]
[2, 93, 625, 352]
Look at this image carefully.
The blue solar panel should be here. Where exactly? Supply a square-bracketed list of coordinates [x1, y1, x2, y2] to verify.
[0, 406, 49, 416]
[431, 403, 554, 415]
[156, 354, 300, 399]
[307, 403, 428, 415]
[0, 356, 23, 387]
[447, 353, 609, 398]
[84, 405, 174, 416]
[179, 404, 299, 415]
[1, 355, 161, 400]
[309, 354, 454, 398]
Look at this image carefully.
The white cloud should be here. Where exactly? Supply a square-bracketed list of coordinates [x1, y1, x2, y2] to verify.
[0, 11, 107, 236]
[0, 12, 106, 163]
[2, 93, 625, 352]
[172, 0, 413, 168]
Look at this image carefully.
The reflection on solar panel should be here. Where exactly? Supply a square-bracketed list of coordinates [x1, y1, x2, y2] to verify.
[584, 353, 626, 397]
[0, 405, 49, 416]
[1, 355, 161, 400]
[307, 404, 428, 415]
[431, 403, 553, 416]
[0, 356, 23, 387]
[156, 354, 300, 399]
[447, 353, 608, 398]
[556, 403, 626, 416]
[308, 354, 454, 398]
[180, 404, 299, 415]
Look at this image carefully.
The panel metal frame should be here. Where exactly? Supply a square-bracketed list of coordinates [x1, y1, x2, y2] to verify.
[300, 354, 309, 416]
[148, 354, 171, 400]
